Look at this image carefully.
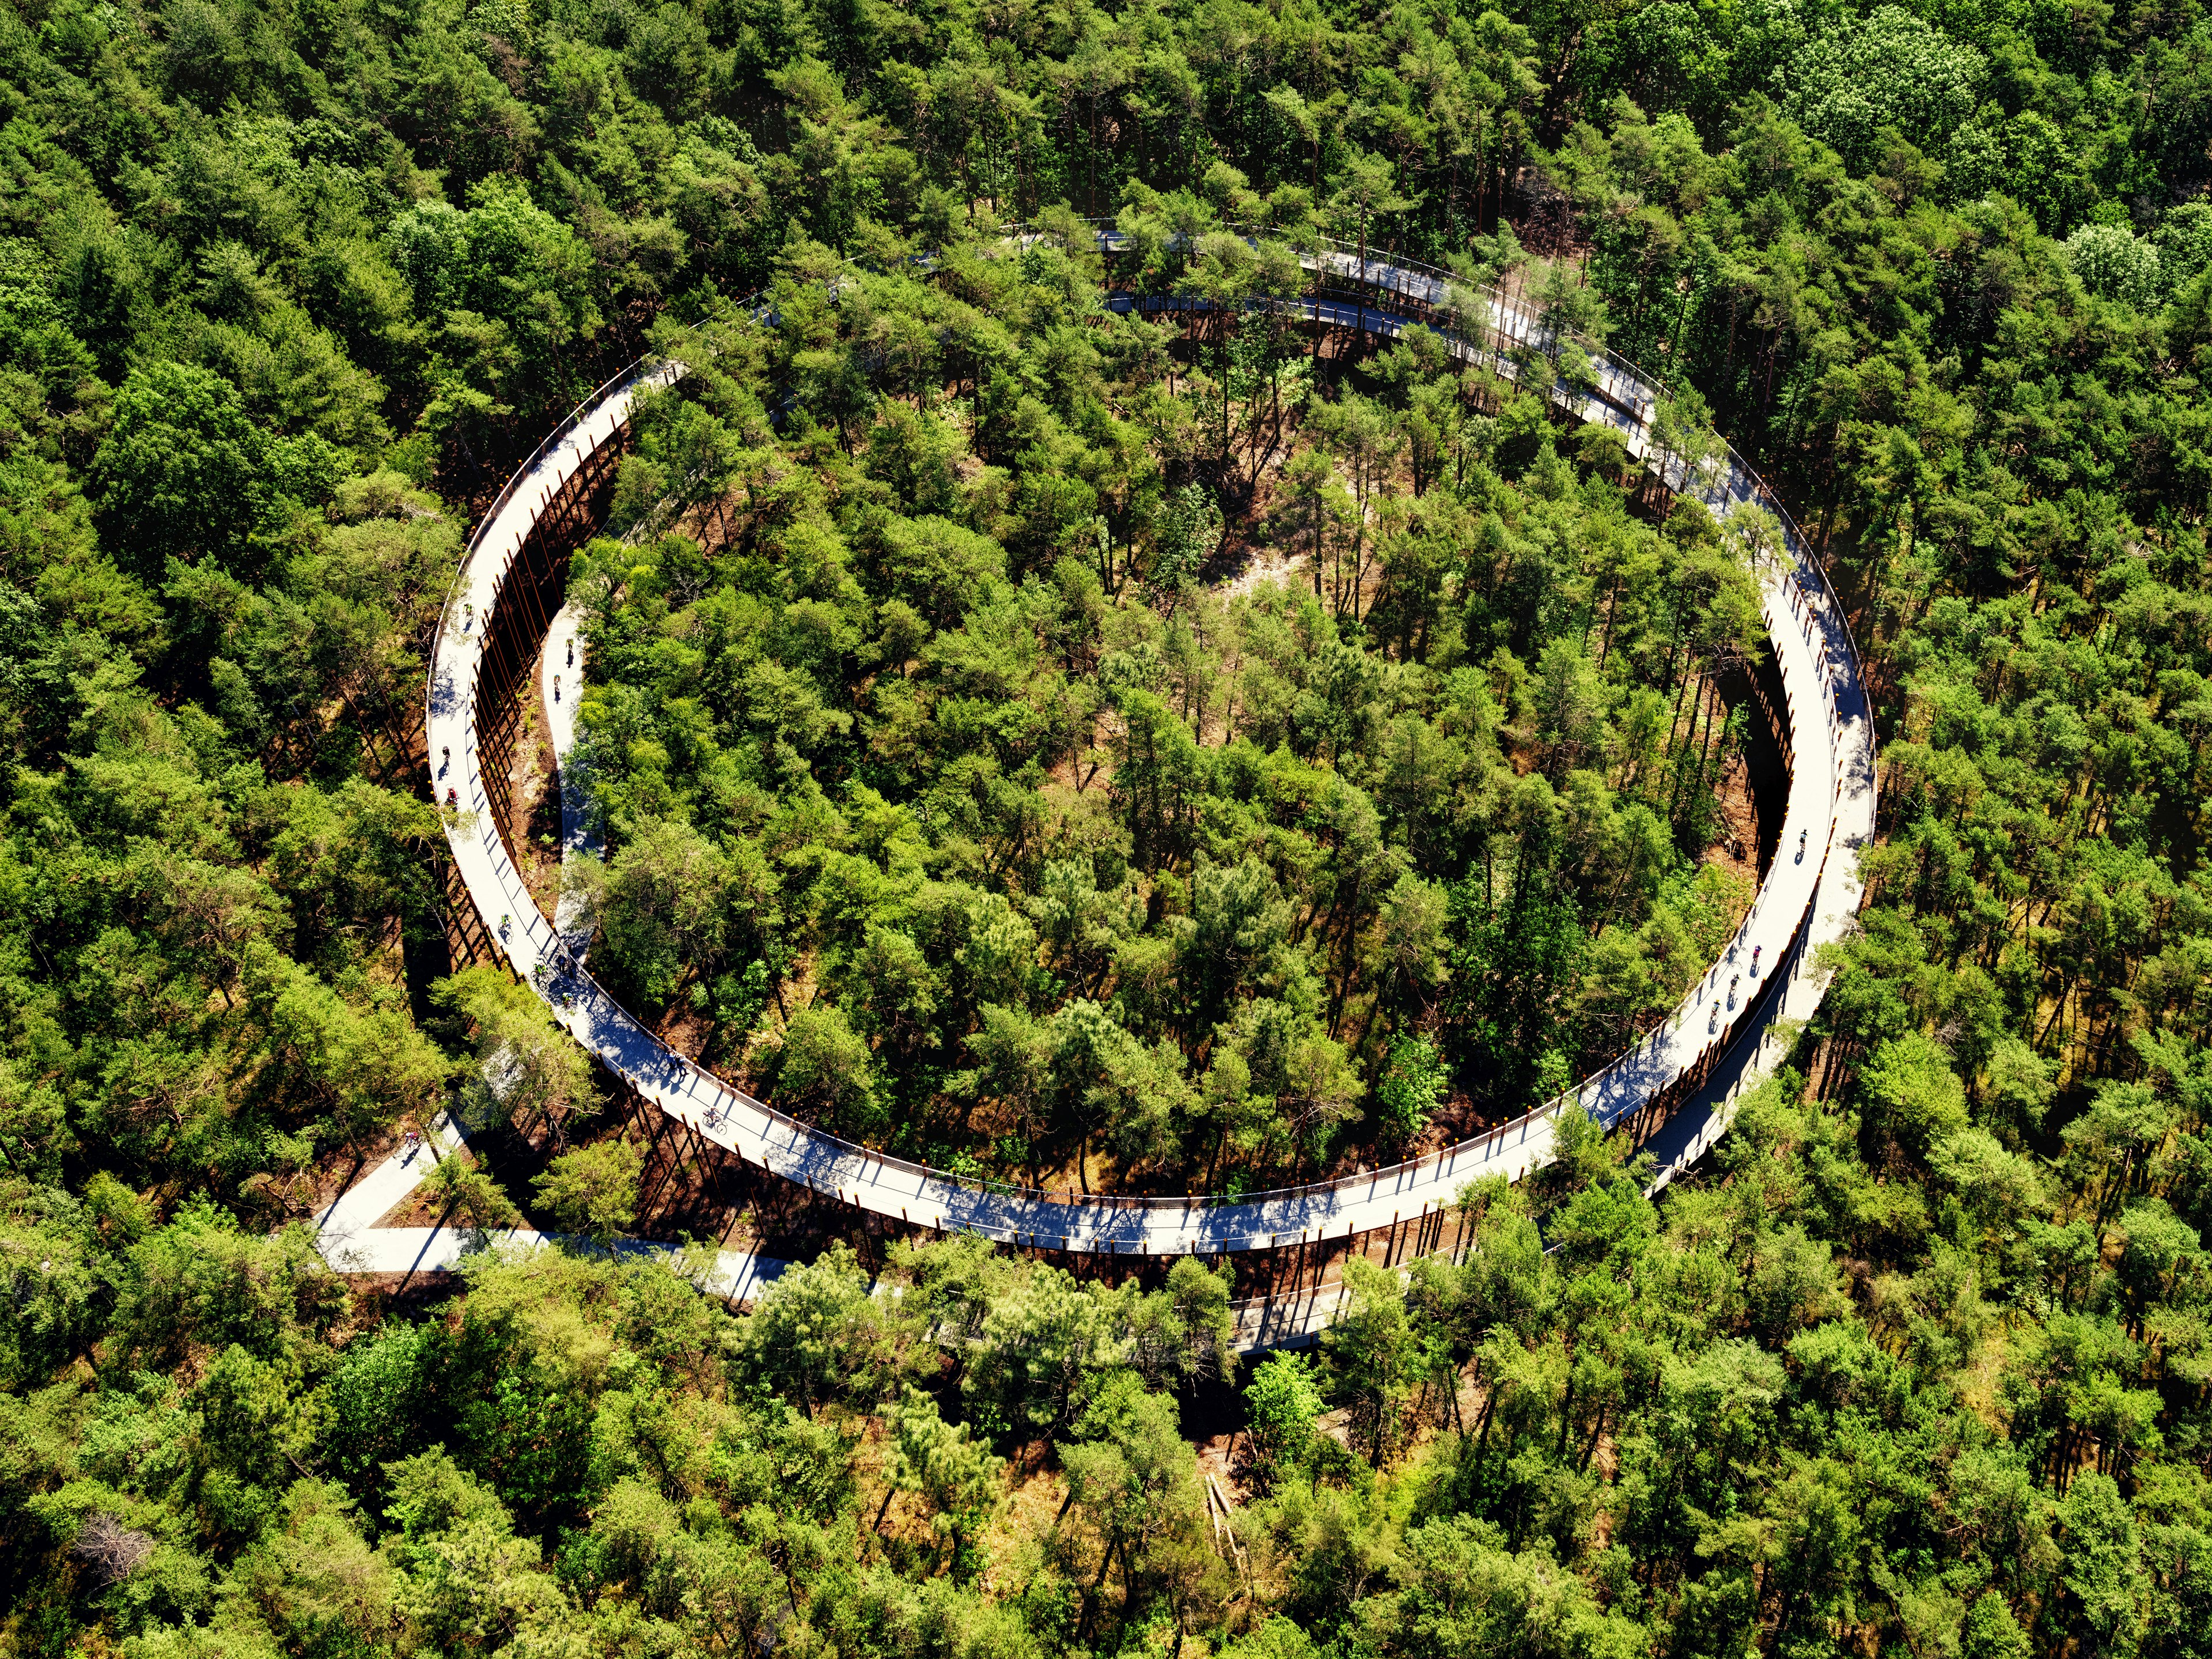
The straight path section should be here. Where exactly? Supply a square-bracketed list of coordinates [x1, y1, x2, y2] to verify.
[308, 1102, 790, 1305]
[321, 1223, 787, 1302]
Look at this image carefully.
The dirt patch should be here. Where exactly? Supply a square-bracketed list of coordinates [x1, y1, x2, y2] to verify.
[1193, 1430, 1249, 1505]
[1706, 749, 1763, 887]
[372, 1144, 477, 1229]
[505, 652, 564, 922]
[1217, 541, 1308, 605]
[978, 1456, 1074, 1601]
[304, 1127, 404, 1220]
[651, 1006, 716, 1063]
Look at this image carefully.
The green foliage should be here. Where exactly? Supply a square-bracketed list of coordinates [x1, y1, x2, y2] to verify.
[1377, 1032, 1450, 1146]
[8, 0, 2212, 1654]
[319, 1319, 445, 1510]
[772, 1003, 882, 1137]
[730, 1241, 900, 1419]
[882, 1383, 1005, 1573]
[1780, 6, 1987, 172]
[93, 361, 279, 575]
[421, 1153, 521, 1233]
[438, 966, 593, 1132]
[2069, 224, 2166, 310]
[530, 1138, 644, 1244]
[1148, 481, 1222, 593]
[1245, 1353, 1325, 1490]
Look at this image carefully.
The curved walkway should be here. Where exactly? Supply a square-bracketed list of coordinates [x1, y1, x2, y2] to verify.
[423, 248, 1876, 1259]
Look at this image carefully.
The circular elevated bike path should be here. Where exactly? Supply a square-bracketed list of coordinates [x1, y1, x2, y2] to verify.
[426, 240, 1876, 1263]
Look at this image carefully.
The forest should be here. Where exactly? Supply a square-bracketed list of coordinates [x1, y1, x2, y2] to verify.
[565, 267, 1771, 1190]
[3, 0, 2212, 1650]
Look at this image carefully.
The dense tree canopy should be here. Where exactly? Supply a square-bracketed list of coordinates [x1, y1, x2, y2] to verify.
[5, 0, 2212, 1652]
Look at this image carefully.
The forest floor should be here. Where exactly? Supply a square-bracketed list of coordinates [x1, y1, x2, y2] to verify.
[1217, 539, 1306, 603]
[654, 1007, 716, 1064]
[1709, 750, 1762, 884]
[374, 1149, 479, 1229]
[510, 638, 563, 920]
[301, 1123, 411, 1226]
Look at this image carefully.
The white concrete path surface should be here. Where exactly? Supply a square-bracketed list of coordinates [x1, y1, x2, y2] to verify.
[321, 1220, 788, 1302]
[418, 245, 1876, 1264]
[308, 1107, 791, 1301]
[313, 1113, 466, 1254]
[302, 1109, 1323, 1347]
